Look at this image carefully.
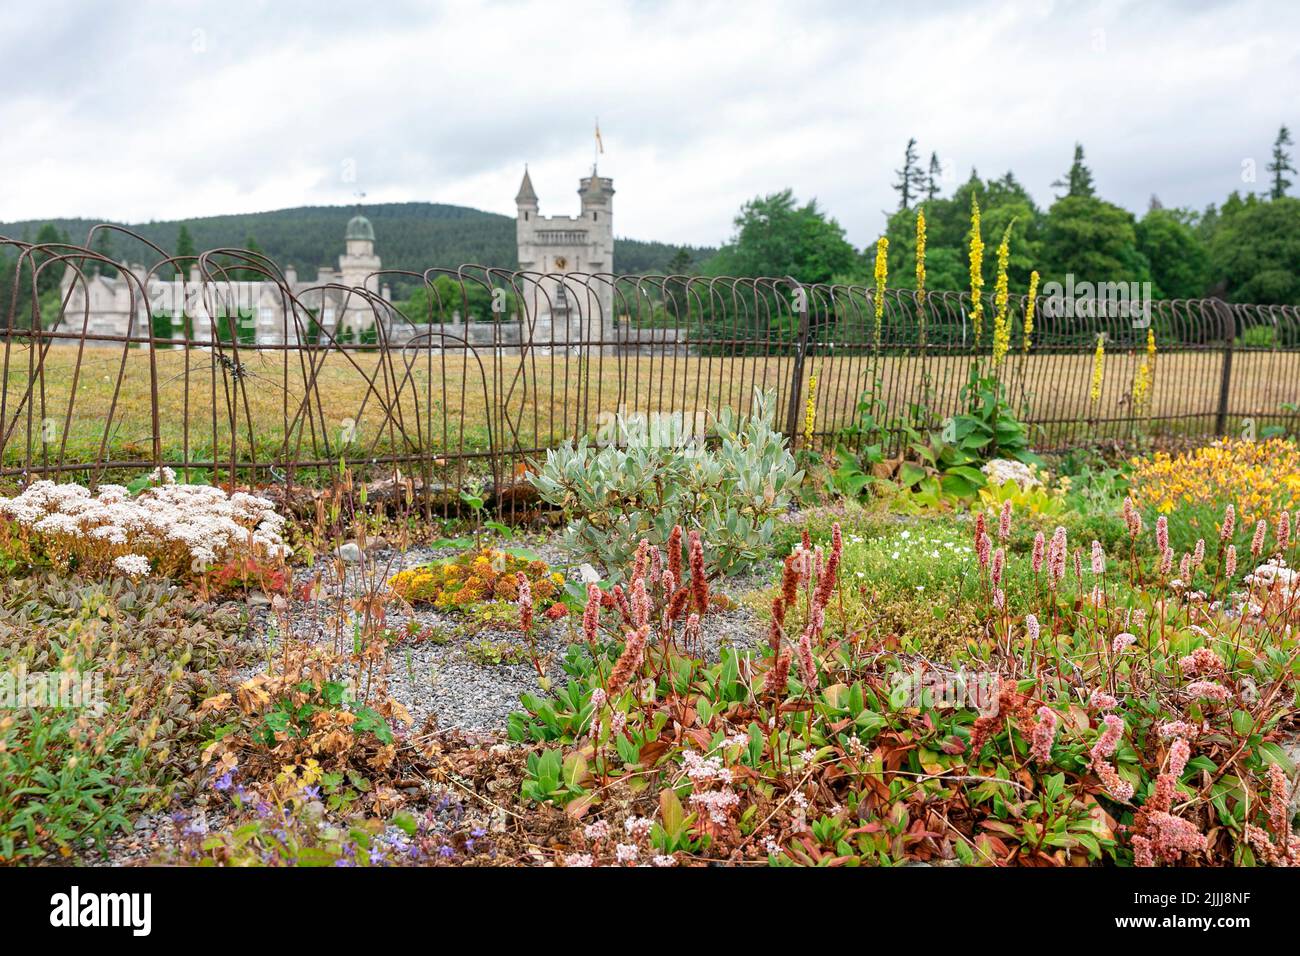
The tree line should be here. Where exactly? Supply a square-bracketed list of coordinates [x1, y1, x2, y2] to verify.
[701, 128, 1300, 307]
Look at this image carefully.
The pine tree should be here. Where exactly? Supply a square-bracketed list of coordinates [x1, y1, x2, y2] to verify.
[174, 224, 196, 278]
[893, 138, 926, 210]
[666, 247, 693, 275]
[925, 152, 943, 201]
[1051, 143, 1096, 199]
[1267, 125, 1295, 200]
[90, 229, 118, 277]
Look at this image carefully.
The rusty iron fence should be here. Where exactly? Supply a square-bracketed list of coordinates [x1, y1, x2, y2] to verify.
[3, 226, 1299, 509]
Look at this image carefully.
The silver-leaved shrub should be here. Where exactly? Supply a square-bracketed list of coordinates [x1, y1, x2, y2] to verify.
[529, 391, 802, 577]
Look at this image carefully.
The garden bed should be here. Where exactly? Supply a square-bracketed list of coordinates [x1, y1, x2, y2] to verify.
[4, 414, 1300, 868]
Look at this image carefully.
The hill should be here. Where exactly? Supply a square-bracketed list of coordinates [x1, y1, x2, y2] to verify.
[0, 202, 715, 291]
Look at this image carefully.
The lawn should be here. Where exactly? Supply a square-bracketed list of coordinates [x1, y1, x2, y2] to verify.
[1, 342, 1296, 480]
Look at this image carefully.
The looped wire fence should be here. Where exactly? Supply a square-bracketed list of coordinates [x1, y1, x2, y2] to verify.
[2, 226, 1298, 512]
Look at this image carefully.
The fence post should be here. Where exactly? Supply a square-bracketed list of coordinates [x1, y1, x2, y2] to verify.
[784, 280, 811, 443]
[1214, 298, 1236, 437]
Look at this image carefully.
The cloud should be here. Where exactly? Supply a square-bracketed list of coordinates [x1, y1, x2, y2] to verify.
[0, 0, 1295, 250]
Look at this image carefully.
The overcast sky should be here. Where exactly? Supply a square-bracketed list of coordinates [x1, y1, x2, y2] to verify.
[1, 0, 1296, 249]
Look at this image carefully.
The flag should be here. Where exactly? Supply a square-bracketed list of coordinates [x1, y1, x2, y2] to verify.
[595, 120, 604, 154]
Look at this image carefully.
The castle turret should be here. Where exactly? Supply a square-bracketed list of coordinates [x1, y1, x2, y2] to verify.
[338, 213, 381, 339]
[578, 169, 614, 274]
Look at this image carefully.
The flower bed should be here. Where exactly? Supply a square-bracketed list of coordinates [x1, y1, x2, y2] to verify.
[0, 470, 290, 586]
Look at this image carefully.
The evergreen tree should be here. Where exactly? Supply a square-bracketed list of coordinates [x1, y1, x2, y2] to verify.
[33, 223, 69, 300]
[1051, 143, 1096, 199]
[666, 247, 694, 275]
[925, 152, 943, 201]
[1207, 196, 1300, 305]
[1136, 207, 1208, 299]
[174, 224, 196, 278]
[892, 138, 926, 210]
[1267, 125, 1295, 200]
[90, 229, 118, 277]
[1041, 195, 1150, 289]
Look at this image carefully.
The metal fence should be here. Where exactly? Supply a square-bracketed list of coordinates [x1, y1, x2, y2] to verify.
[3, 227, 1299, 510]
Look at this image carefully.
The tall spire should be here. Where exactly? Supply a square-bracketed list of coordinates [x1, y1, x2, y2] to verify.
[515, 166, 538, 205]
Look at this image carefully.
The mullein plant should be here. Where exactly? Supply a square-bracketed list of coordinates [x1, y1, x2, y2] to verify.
[1022, 270, 1039, 353]
[1131, 328, 1157, 417]
[1089, 333, 1106, 403]
[967, 193, 985, 344]
[803, 375, 818, 451]
[872, 236, 888, 355]
[990, 220, 1016, 368]
[915, 208, 927, 348]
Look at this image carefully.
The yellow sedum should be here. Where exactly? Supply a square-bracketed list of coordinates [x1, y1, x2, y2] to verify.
[388, 547, 562, 611]
[1129, 438, 1300, 529]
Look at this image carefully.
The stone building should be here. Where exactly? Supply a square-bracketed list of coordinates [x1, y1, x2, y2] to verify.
[515, 166, 616, 345]
[57, 214, 390, 345]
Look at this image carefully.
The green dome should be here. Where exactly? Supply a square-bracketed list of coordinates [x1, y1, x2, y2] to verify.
[345, 214, 375, 241]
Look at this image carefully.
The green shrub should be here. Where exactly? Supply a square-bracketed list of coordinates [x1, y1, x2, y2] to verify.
[529, 390, 802, 577]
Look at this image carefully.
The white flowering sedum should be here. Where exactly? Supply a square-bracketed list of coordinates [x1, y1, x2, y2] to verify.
[981, 458, 1043, 491]
[0, 473, 290, 579]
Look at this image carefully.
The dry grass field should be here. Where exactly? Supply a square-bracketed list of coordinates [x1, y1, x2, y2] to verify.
[1, 342, 1297, 479]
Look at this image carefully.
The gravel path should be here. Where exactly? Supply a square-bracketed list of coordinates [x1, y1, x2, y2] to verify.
[233, 534, 769, 736]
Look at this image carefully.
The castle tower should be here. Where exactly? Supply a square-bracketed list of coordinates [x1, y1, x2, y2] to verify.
[515, 166, 615, 347]
[338, 212, 381, 338]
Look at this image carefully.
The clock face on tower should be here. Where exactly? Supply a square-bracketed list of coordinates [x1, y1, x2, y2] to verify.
[553, 256, 567, 270]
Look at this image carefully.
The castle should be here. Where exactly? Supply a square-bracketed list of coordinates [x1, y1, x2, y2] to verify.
[57, 213, 391, 344]
[514, 166, 616, 343]
[56, 166, 618, 348]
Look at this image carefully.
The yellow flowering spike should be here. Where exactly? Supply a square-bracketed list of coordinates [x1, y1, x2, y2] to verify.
[1089, 333, 1105, 403]
[1131, 329, 1157, 415]
[968, 193, 984, 341]
[915, 209, 927, 347]
[803, 375, 818, 448]
[991, 221, 1015, 367]
[1023, 270, 1039, 352]
[915, 209, 927, 301]
[1132, 357, 1152, 414]
[873, 236, 889, 350]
